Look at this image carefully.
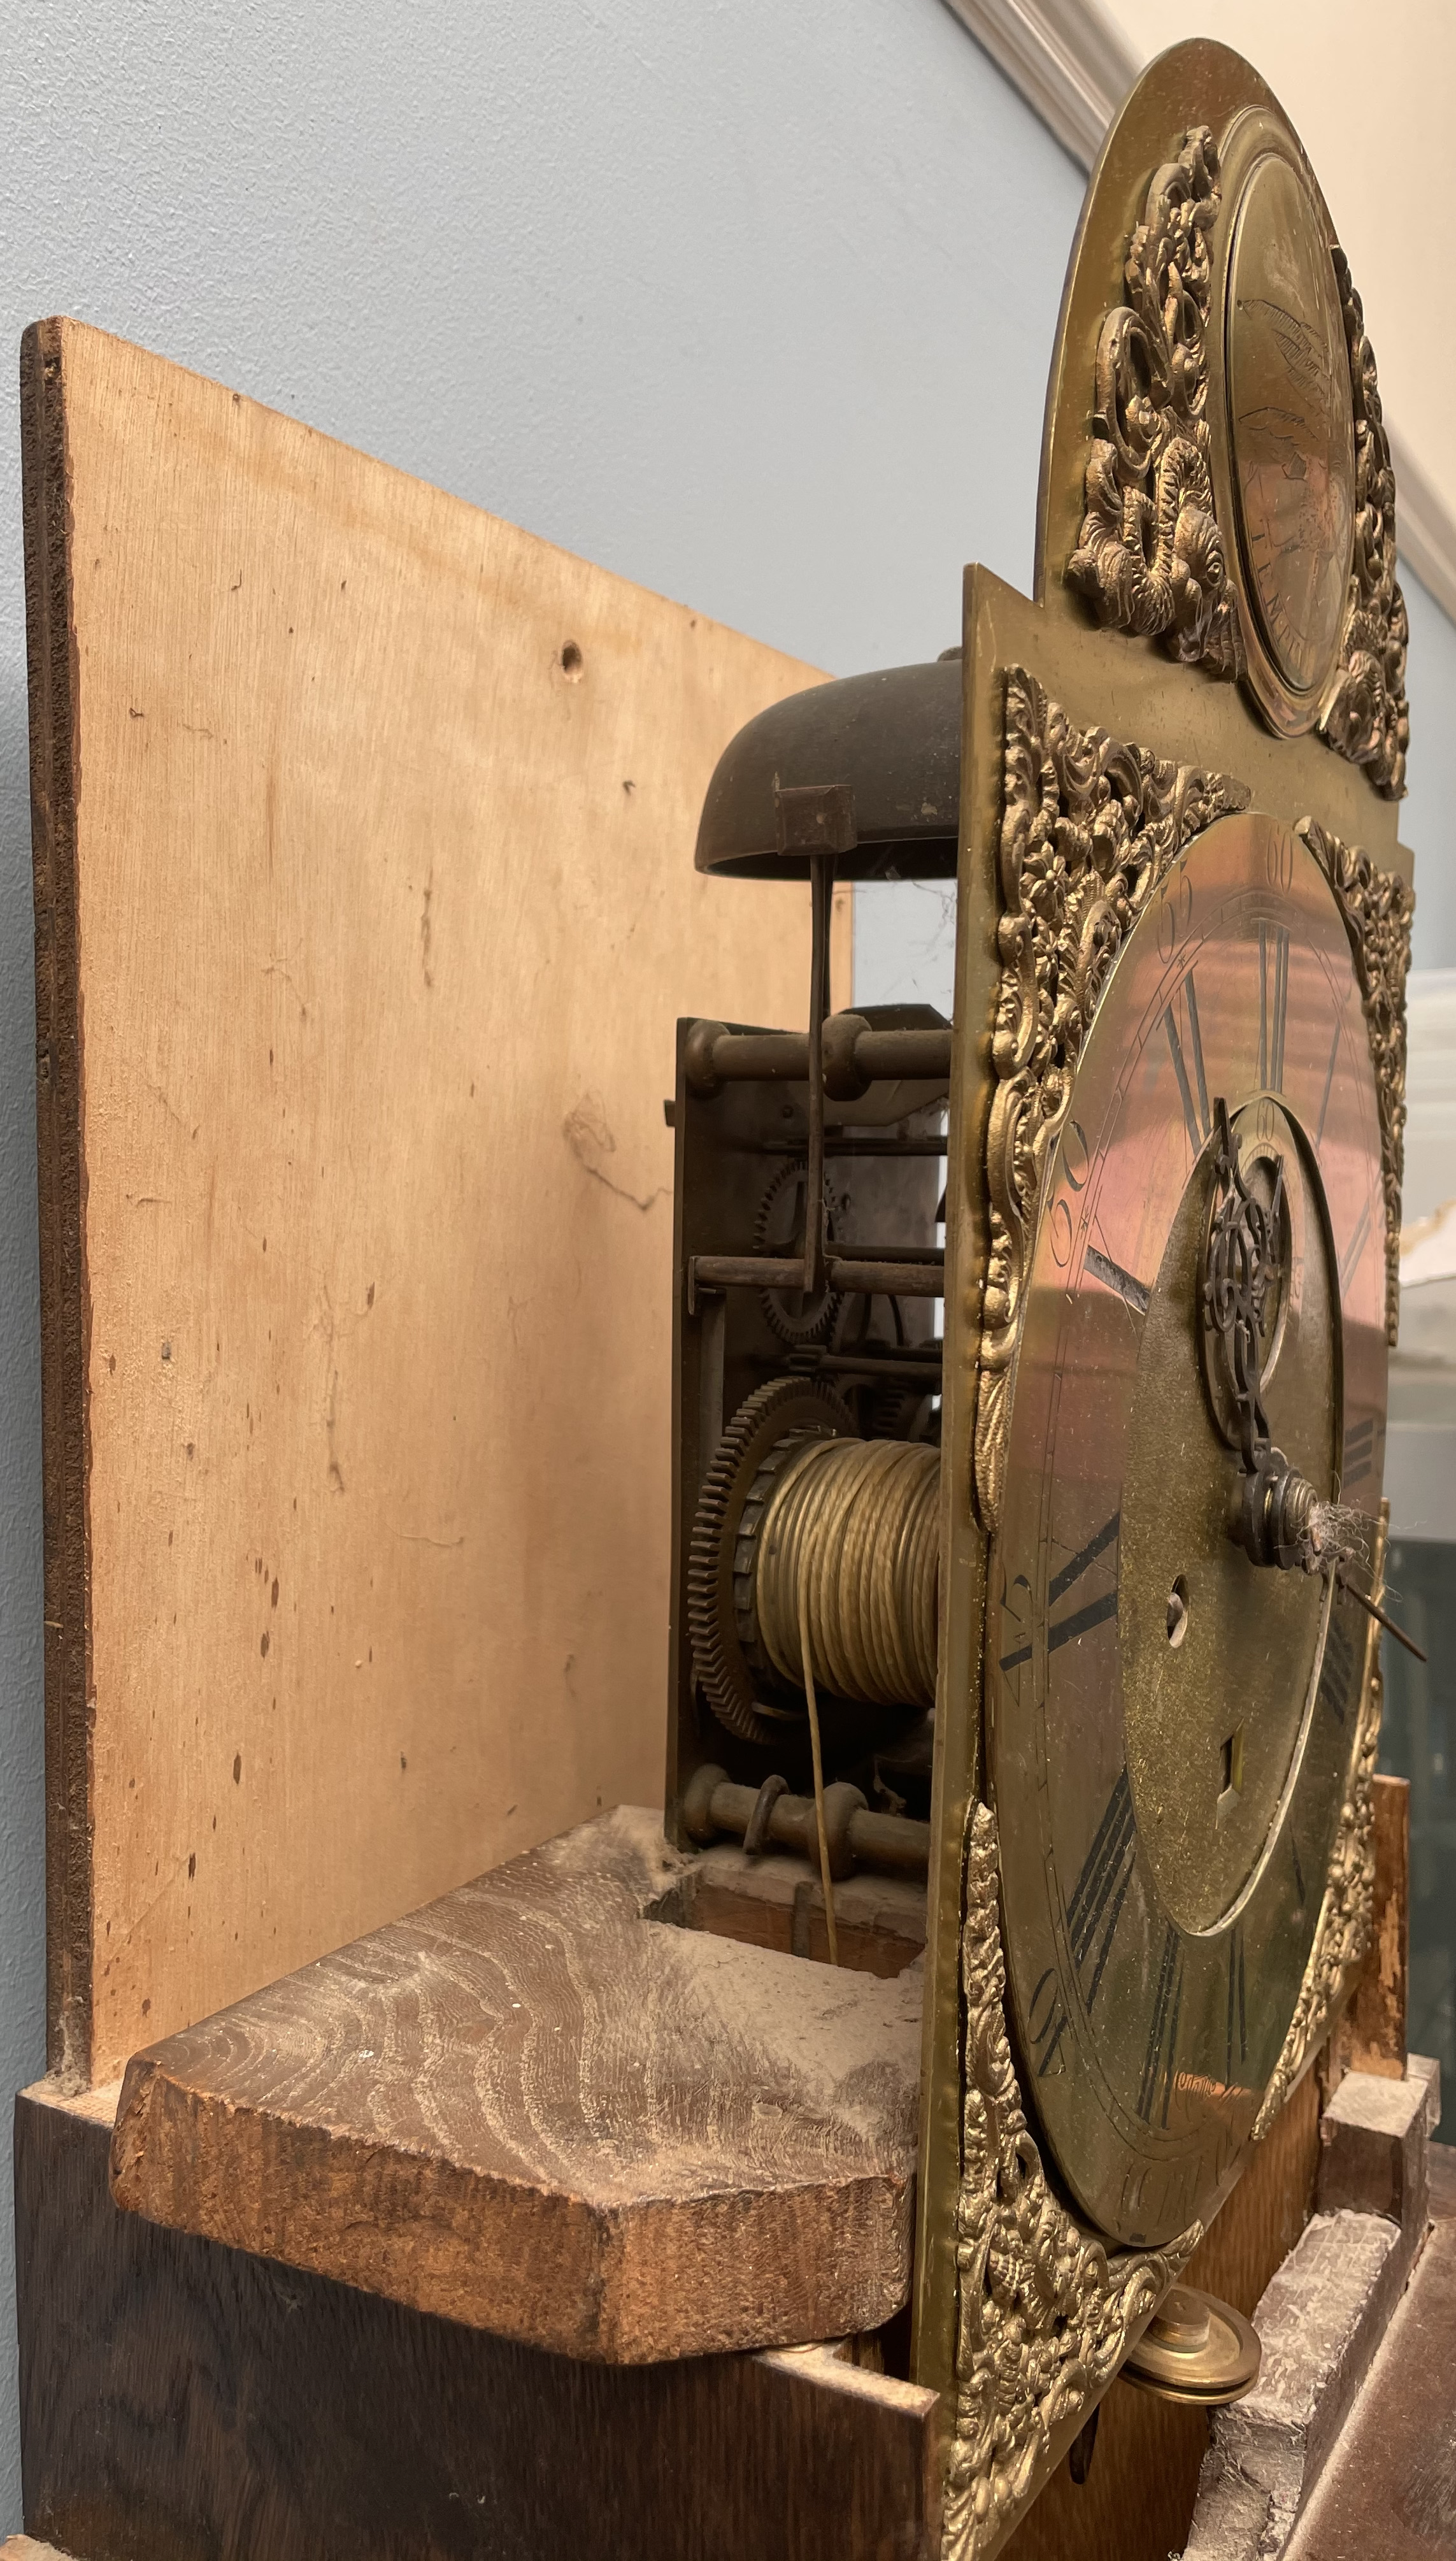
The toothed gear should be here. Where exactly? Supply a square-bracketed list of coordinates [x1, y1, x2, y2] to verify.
[753, 1158, 845, 1345]
[688, 1375, 853, 1745]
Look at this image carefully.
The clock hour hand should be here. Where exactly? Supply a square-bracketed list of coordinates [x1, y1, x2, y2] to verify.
[1201, 1099, 1426, 1661]
[1203, 1097, 1305, 1566]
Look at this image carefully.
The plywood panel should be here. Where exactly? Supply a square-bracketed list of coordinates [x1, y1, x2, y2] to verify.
[22, 317, 841, 2083]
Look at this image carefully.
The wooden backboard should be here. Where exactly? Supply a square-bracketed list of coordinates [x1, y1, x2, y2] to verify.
[23, 320, 841, 2083]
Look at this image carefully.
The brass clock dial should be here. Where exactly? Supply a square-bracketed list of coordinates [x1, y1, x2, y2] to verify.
[1210, 110, 1357, 735]
[989, 811, 1387, 2246]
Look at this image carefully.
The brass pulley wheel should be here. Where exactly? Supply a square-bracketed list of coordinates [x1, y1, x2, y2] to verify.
[1121, 2285, 1261, 2406]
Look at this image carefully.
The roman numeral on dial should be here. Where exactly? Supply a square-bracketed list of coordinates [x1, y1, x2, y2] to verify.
[1065, 1767, 1136, 2010]
[1027, 1965, 1071, 2080]
[1317, 1610, 1359, 1726]
[1138, 1924, 1184, 2127]
[1259, 922, 1290, 1093]
[1225, 1925, 1247, 2086]
[998, 1570, 1034, 1677]
[1047, 1509, 1120, 1653]
[1342, 1416, 1376, 1491]
[1339, 1197, 1373, 1294]
[1317, 1013, 1343, 1147]
[1164, 975, 1210, 1158]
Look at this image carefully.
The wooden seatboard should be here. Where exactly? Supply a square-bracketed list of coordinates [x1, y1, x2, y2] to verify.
[110, 1806, 922, 2360]
[18, 2081, 942, 2561]
[22, 317, 843, 2084]
[685, 1840, 927, 1975]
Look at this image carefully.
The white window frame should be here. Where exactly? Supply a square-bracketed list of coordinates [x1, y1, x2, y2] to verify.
[939, 0, 1456, 622]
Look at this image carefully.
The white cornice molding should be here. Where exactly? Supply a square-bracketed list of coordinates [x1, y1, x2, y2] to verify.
[1390, 422, 1456, 628]
[940, 0, 1456, 634]
[938, 0, 1138, 170]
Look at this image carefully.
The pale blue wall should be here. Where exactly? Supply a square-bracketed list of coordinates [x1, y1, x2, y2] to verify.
[1402, 566, 1456, 973]
[0, 0, 1083, 2522]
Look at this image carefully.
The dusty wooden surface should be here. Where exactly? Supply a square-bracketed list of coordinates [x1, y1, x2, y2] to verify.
[110, 1806, 922, 2360]
[1318, 2065, 1431, 2227]
[22, 315, 844, 2087]
[685, 1842, 926, 1976]
[1336, 1774, 1410, 2079]
[1188, 2207, 1414, 2558]
[19, 2081, 941, 2561]
[1004, 2057, 1324, 2561]
[1280, 2146, 1456, 2559]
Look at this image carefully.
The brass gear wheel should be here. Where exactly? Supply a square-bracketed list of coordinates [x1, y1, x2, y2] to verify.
[688, 1376, 853, 1746]
[753, 1159, 844, 1346]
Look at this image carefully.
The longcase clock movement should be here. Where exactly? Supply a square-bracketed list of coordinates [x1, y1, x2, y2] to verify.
[664, 37, 1413, 2558]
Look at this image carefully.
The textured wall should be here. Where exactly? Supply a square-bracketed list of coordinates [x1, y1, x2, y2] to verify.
[0, 0, 1083, 2520]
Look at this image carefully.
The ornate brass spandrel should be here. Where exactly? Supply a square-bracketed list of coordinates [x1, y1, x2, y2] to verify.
[1064, 103, 1409, 797]
[1299, 819, 1413, 1344]
[1252, 1509, 1387, 2139]
[1318, 255, 1410, 797]
[973, 666, 1248, 1530]
[943, 1802, 1200, 2561]
[1067, 127, 1242, 679]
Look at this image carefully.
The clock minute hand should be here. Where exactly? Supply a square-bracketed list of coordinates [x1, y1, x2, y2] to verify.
[1201, 1099, 1426, 1663]
[1343, 1577, 1427, 1662]
[1203, 1098, 1305, 1563]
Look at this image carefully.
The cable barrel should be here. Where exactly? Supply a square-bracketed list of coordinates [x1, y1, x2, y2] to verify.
[754, 1436, 939, 1711]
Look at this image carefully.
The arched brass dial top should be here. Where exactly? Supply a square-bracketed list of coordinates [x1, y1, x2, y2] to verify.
[1225, 149, 1354, 702]
[1213, 111, 1357, 733]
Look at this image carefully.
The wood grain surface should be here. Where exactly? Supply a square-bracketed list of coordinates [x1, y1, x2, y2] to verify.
[1285, 2216, 1456, 2558]
[19, 2083, 941, 2561]
[685, 1842, 927, 1976]
[110, 1806, 922, 2360]
[20, 315, 845, 2086]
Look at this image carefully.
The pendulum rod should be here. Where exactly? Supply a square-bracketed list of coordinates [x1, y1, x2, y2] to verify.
[803, 850, 834, 1300]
